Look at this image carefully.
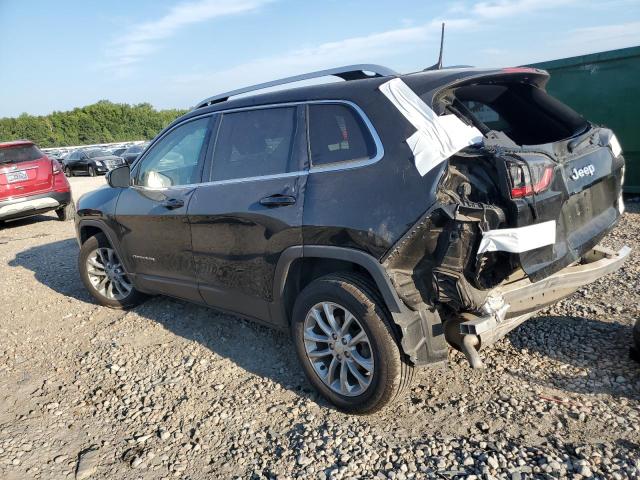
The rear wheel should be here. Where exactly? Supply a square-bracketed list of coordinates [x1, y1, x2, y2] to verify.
[88, 165, 96, 177]
[78, 233, 146, 309]
[291, 273, 413, 414]
[56, 201, 75, 221]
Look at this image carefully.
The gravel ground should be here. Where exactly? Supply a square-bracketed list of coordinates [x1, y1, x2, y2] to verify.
[0, 178, 638, 479]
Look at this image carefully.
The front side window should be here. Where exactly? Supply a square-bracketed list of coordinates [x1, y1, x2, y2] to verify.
[210, 107, 297, 181]
[308, 104, 376, 166]
[137, 117, 209, 188]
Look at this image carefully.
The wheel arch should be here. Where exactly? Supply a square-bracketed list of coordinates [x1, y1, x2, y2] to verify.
[272, 245, 449, 366]
[272, 246, 405, 327]
[77, 219, 132, 274]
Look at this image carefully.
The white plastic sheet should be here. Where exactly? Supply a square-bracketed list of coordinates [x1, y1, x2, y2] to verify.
[378, 78, 483, 176]
[477, 220, 556, 255]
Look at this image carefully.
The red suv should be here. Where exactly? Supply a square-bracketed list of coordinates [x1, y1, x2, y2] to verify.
[0, 140, 73, 224]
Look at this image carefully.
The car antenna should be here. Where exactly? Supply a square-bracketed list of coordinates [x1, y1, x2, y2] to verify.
[424, 23, 445, 71]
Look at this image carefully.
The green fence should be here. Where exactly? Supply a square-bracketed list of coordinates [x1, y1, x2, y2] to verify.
[530, 46, 640, 193]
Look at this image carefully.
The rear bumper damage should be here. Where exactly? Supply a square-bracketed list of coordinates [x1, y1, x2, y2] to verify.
[456, 244, 630, 367]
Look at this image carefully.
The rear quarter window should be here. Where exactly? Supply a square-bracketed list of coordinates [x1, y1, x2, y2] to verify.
[308, 104, 376, 166]
[0, 145, 44, 165]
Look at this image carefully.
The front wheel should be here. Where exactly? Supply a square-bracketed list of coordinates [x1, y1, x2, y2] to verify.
[291, 273, 413, 414]
[64, 166, 72, 177]
[78, 233, 146, 309]
[88, 166, 96, 177]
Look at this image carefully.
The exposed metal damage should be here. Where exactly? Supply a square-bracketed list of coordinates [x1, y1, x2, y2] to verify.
[383, 125, 627, 369]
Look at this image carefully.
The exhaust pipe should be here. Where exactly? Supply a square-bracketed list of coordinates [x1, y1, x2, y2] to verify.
[461, 334, 484, 369]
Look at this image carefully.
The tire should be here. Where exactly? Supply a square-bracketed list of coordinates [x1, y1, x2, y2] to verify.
[56, 201, 75, 221]
[88, 166, 96, 177]
[78, 233, 146, 309]
[291, 272, 413, 414]
[64, 166, 73, 177]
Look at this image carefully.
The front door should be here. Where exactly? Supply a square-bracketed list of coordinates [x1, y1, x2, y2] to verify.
[115, 115, 213, 301]
[189, 106, 307, 323]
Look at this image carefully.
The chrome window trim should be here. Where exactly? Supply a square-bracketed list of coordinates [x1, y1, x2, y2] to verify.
[132, 99, 384, 191]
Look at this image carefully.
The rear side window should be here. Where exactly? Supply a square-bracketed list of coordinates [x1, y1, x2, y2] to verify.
[0, 145, 43, 165]
[308, 104, 376, 166]
[211, 107, 297, 181]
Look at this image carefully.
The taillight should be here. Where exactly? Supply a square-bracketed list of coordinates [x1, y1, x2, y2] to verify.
[52, 159, 63, 175]
[507, 159, 554, 199]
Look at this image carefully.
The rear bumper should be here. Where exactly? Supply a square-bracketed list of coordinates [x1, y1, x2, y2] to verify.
[460, 244, 631, 346]
[0, 190, 72, 221]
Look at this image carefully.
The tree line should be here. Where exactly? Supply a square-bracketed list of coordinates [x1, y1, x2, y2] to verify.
[0, 100, 188, 148]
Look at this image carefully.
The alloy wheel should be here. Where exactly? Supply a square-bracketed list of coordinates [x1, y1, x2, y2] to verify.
[303, 302, 374, 396]
[85, 247, 132, 301]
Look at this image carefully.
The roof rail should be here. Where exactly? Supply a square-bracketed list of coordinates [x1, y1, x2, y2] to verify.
[195, 64, 397, 109]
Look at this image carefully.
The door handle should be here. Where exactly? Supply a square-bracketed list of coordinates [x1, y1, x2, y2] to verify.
[259, 194, 296, 207]
[161, 198, 185, 209]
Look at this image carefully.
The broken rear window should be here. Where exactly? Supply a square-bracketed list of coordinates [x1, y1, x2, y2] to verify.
[449, 83, 588, 146]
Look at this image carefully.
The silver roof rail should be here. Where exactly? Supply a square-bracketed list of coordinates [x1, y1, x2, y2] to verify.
[195, 64, 397, 109]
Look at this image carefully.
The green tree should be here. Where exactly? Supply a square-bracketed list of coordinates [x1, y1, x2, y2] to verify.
[0, 101, 188, 147]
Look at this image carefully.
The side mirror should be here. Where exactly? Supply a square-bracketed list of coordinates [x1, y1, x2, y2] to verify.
[106, 165, 131, 188]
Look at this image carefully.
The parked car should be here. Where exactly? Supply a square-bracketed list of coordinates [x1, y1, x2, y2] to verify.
[120, 144, 148, 165]
[45, 150, 64, 160]
[63, 148, 126, 177]
[0, 140, 73, 224]
[110, 147, 128, 157]
[74, 64, 629, 413]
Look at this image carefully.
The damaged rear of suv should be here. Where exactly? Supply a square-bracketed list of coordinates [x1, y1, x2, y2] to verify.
[75, 64, 628, 413]
[382, 68, 628, 370]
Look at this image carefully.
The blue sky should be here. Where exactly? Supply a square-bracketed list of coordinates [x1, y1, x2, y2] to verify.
[1, 0, 639, 117]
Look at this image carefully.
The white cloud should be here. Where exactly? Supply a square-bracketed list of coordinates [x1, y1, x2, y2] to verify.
[566, 21, 640, 50]
[470, 0, 577, 18]
[170, 18, 475, 105]
[103, 0, 272, 72]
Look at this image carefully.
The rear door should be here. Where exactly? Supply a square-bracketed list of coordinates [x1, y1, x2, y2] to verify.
[115, 115, 213, 301]
[0, 144, 54, 200]
[189, 105, 307, 323]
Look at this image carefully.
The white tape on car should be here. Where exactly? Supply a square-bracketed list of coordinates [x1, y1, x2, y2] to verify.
[379, 78, 483, 176]
[477, 220, 556, 255]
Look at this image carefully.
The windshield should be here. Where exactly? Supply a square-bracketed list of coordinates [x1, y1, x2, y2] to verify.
[87, 149, 111, 158]
[0, 144, 44, 164]
[127, 146, 143, 154]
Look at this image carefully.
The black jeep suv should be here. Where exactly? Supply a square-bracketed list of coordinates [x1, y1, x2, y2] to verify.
[75, 64, 629, 413]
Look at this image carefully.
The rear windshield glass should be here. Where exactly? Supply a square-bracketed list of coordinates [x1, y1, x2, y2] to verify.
[448, 83, 588, 145]
[0, 145, 43, 164]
